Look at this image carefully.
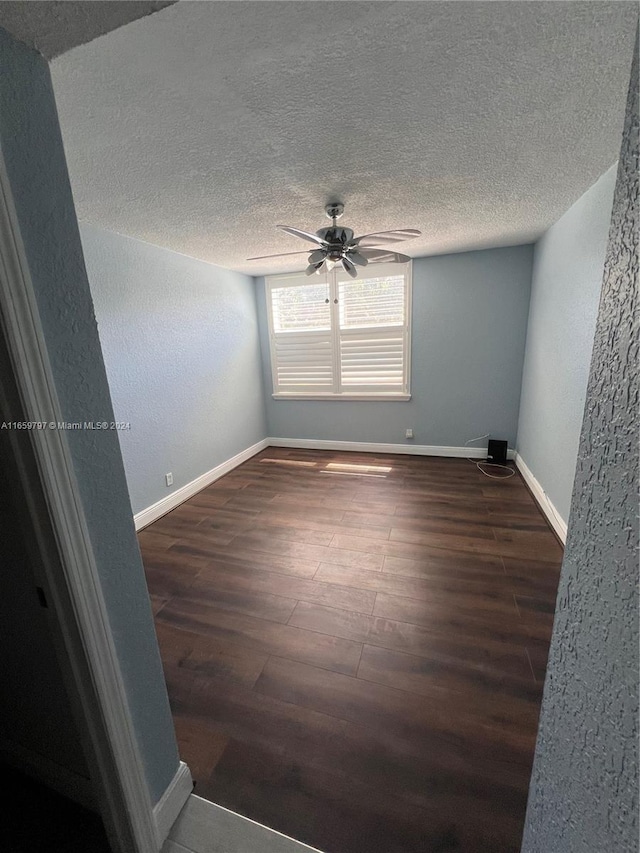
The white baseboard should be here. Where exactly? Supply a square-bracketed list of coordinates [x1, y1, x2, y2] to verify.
[167, 793, 323, 852]
[153, 760, 193, 846]
[134, 439, 269, 530]
[267, 436, 516, 460]
[515, 453, 567, 544]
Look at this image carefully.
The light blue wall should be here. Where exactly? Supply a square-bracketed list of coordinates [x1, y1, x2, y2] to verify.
[256, 245, 533, 448]
[0, 27, 179, 805]
[517, 167, 617, 522]
[80, 224, 267, 515]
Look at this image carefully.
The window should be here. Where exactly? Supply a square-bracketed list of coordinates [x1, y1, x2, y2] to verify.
[266, 262, 411, 400]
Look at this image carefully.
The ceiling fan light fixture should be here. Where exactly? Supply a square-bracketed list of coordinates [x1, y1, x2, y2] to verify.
[305, 260, 325, 276]
[341, 256, 358, 278]
[308, 249, 326, 264]
[248, 204, 422, 277]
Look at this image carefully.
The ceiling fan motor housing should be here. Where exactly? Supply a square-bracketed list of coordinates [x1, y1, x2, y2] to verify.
[316, 226, 354, 259]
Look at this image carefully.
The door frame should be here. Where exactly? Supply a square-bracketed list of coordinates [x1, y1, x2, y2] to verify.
[0, 152, 160, 852]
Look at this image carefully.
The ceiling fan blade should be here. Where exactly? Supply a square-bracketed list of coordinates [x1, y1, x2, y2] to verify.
[245, 250, 309, 261]
[359, 249, 412, 263]
[278, 225, 328, 246]
[341, 256, 358, 278]
[308, 248, 327, 264]
[347, 249, 369, 267]
[355, 229, 421, 248]
[305, 260, 326, 276]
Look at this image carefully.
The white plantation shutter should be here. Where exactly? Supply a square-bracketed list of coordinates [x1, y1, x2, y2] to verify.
[272, 331, 334, 392]
[266, 263, 411, 398]
[268, 277, 333, 393]
[270, 280, 331, 332]
[337, 272, 408, 392]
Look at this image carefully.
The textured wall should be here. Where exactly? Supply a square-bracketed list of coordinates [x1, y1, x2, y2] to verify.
[517, 167, 617, 522]
[522, 35, 638, 853]
[0, 28, 179, 804]
[81, 224, 267, 515]
[257, 245, 533, 448]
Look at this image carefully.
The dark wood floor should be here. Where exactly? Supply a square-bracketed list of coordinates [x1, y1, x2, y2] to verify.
[139, 448, 563, 853]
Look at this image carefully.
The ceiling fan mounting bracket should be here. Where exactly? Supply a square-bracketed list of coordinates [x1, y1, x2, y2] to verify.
[325, 202, 345, 222]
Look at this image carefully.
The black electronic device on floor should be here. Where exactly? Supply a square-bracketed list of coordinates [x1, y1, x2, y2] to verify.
[487, 439, 508, 465]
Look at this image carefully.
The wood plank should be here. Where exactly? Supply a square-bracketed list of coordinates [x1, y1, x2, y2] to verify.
[382, 552, 506, 584]
[186, 565, 377, 615]
[288, 601, 534, 686]
[255, 656, 537, 755]
[137, 529, 177, 551]
[154, 621, 268, 689]
[232, 532, 385, 571]
[246, 510, 392, 541]
[172, 715, 230, 782]
[148, 520, 235, 547]
[177, 584, 298, 624]
[357, 644, 541, 714]
[374, 588, 519, 622]
[157, 597, 363, 675]
[140, 547, 207, 598]
[332, 531, 499, 559]
[388, 526, 562, 562]
[201, 737, 524, 853]
[244, 522, 334, 546]
[170, 541, 320, 579]
[372, 590, 552, 643]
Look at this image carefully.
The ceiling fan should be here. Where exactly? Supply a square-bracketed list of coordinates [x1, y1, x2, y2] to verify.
[246, 203, 421, 278]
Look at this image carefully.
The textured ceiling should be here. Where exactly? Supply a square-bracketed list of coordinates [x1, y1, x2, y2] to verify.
[0, 1, 175, 59]
[50, 1, 638, 275]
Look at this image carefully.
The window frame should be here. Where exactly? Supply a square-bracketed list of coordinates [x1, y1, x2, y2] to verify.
[265, 262, 412, 401]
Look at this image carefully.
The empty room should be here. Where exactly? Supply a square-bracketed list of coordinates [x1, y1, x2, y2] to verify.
[0, 3, 636, 853]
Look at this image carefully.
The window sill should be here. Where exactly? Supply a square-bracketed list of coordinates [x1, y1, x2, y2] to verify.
[272, 393, 412, 402]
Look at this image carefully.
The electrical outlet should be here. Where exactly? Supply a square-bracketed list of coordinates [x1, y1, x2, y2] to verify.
[165, 472, 173, 487]
[405, 429, 414, 439]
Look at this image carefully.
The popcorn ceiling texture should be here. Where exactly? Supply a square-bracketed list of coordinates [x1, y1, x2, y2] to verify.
[49, 1, 638, 275]
[522, 33, 638, 853]
[0, 1, 175, 59]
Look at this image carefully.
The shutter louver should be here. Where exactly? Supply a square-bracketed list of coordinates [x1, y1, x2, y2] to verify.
[340, 330, 406, 390]
[273, 332, 334, 392]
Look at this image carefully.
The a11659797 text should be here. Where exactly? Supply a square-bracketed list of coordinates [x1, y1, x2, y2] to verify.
[0, 421, 131, 431]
